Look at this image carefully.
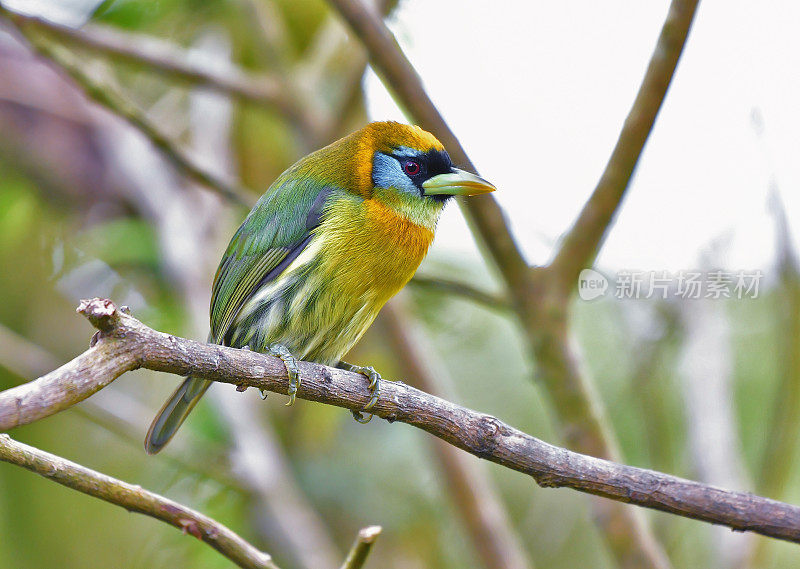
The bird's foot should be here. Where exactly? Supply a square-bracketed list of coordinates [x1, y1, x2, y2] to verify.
[338, 361, 381, 424]
[268, 343, 300, 406]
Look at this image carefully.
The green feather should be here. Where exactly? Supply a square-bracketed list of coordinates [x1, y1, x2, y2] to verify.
[210, 177, 336, 344]
[145, 175, 339, 454]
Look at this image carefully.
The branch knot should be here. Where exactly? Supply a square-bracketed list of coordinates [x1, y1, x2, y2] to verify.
[77, 298, 121, 333]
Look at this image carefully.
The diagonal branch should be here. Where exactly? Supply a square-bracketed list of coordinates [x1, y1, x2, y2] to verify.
[2, 298, 800, 546]
[0, 433, 278, 569]
[0, 9, 255, 207]
[408, 276, 511, 313]
[549, 0, 699, 285]
[0, 7, 302, 120]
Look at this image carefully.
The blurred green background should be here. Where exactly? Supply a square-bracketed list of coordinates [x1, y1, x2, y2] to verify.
[0, 1, 798, 569]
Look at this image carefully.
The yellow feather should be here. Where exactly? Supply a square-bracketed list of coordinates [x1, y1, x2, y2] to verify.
[319, 190, 439, 306]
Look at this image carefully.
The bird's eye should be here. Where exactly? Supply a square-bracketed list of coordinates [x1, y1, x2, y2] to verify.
[402, 160, 421, 176]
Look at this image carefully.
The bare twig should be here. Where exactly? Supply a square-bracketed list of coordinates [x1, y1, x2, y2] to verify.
[550, 0, 700, 285]
[3, 298, 800, 546]
[0, 433, 278, 569]
[339, 525, 382, 569]
[0, 7, 303, 120]
[408, 276, 511, 313]
[0, 10, 255, 207]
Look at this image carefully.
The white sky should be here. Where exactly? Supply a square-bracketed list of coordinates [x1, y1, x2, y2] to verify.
[365, 1, 800, 275]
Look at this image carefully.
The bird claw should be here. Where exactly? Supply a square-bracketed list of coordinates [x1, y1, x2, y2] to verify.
[338, 362, 381, 423]
[268, 343, 300, 406]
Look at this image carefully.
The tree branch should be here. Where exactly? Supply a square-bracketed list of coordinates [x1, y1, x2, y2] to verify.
[3, 298, 800, 546]
[0, 433, 278, 569]
[0, 8, 255, 207]
[408, 276, 511, 313]
[549, 0, 699, 285]
[339, 525, 381, 569]
[0, 7, 303, 120]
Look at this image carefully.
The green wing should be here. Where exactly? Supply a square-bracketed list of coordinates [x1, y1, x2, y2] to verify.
[209, 177, 335, 344]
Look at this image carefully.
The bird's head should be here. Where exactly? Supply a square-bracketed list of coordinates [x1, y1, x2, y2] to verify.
[358, 121, 495, 203]
[306, 121, 495, 204]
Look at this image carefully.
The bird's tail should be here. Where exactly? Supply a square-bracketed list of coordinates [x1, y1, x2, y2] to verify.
[144, 377, 211, 454]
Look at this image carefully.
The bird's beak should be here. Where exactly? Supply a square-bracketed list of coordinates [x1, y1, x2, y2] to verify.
[422, 168, 496, 197]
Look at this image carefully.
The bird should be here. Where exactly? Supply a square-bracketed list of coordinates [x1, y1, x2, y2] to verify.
[144, 121, 495, 454]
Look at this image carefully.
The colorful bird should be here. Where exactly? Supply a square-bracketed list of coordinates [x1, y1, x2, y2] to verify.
[145, 121, 495, 454]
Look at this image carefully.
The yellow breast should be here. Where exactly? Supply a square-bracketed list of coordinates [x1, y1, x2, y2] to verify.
[319, 192, 437, 305]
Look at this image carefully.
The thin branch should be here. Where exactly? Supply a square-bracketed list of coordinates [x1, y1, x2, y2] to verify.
[239, 0, 330, 147]
[3, 298, 800, 546]
[0, 10, 255, 207]
[408, 276, 511, 313]
[549, 0, 700, 285]
[0, 434, 278, 569]
[0, 7, 303, 120]
[339, 526, 382, 569]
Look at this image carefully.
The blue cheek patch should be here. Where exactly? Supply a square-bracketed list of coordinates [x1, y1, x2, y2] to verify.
[372, 152, 419, 196]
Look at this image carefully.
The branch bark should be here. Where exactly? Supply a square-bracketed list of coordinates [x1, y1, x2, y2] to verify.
[3, 298, 800, 546]
[0, 433, 278, 569]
